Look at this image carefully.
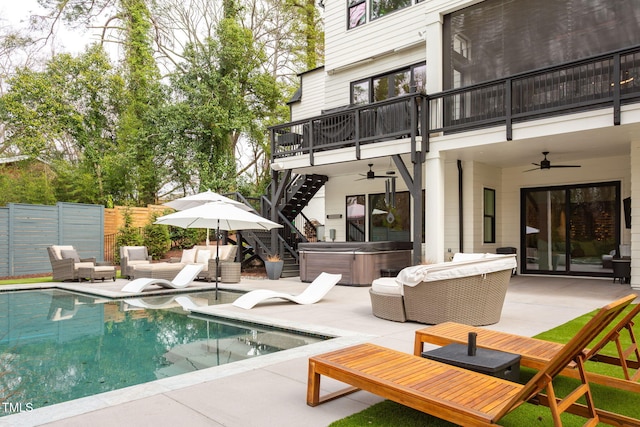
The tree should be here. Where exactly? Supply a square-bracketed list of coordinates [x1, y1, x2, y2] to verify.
[164, 0, 281, 194]
[0, 45, 124, 204]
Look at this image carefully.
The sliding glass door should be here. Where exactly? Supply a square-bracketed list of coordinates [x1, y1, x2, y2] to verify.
[521, 182, 619, 276]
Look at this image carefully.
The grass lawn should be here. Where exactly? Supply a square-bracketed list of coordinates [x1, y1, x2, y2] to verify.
[329, 305, 640, 426]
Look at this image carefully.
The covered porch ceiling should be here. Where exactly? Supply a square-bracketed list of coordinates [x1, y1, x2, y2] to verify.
[284, 119, 639, 178]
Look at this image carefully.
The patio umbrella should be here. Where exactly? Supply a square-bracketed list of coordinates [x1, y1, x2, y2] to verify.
[164, 190, 252, 245]
[154, 201, 282, 298]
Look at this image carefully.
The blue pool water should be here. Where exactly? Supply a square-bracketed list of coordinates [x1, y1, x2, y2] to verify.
[0, 289, 327, 414]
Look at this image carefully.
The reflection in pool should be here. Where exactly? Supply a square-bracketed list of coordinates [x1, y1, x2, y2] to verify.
[0, 289, 328, 414]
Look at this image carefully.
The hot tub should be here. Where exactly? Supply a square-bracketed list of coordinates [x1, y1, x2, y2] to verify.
[298, 241, 412, 286]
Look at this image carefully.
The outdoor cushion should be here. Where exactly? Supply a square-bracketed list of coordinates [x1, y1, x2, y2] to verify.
[73, 262, 95, 270]
[52, 245, 74, 260]
[452, 252, 490, 262]
[127, 247, 147, 261]
[60, 249, 81, 262]
[397, 254, 517, 286]
[371, 277, 403, 296]
[196, 250, 211, 264]
[181, 248, 197, 263]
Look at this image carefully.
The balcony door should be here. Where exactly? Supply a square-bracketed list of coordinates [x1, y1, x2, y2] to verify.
[521, 182, 620, 276]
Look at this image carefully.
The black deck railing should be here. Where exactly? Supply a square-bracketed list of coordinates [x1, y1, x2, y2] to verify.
[271, 45, 640, 157]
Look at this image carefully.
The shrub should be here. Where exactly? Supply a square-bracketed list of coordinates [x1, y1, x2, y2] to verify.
[114, 208, 144, 263]
[144, 213, 171, 260]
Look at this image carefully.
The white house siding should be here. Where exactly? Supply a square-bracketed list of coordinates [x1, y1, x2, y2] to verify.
[322, 0, 427, 109]
[291, 69, 325, 121]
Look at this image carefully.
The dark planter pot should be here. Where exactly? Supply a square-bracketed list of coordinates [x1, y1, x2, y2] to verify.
[265, 260, 284, 280]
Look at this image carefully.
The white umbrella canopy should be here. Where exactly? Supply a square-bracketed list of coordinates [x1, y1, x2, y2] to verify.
[154, 201, 282, 298]
[154, 201, 282, 231]
[163, 190, 251, 212]
[163, 191, 252, 245]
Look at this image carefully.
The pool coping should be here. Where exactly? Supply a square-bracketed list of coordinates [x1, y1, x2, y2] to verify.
[1, 284, 376, 426]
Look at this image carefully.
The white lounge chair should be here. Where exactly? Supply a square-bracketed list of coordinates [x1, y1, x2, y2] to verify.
[121, 264, 204, 293]
[232, 272, 342, 309]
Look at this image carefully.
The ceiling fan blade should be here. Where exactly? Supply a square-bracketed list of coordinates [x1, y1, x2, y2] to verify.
[550, 165, 581, 168]
[523, 167, 540, 172]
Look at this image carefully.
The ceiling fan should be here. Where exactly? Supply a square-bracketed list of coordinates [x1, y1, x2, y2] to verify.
[524, 152, 581, 172]
[357, 163, 397, 207]
[357, 163, 395, 180]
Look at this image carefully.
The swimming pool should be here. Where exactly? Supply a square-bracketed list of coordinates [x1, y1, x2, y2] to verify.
[0, 289, 328, 415]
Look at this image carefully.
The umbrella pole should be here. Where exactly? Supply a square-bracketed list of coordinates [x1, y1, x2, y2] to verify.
[215, 223, 220, 300]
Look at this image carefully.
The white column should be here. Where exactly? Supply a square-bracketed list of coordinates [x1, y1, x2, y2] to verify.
[630, 141, 640, 290]
[424, 12, 443, 94]
[425, 152, 446, 263]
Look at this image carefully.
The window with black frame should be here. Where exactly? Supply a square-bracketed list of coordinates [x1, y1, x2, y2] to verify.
[350, 63, 426, 104]
[346, 195, 366, 242]
[484, 188, 496, 243]
[368, 191, 410, 242]
[348, 0, 366, 29]
[371, 0, 411, 20]
[349, 0, 424, 28]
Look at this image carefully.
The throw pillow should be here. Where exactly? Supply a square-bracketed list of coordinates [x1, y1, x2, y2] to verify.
[127, 247, 147, 261]
[196, 250, 211, 264]
[181, 248, 197, 264]
[60, 249, 80, 262]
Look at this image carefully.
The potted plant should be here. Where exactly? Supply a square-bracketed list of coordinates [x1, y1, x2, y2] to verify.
[265, 254, 284, 280]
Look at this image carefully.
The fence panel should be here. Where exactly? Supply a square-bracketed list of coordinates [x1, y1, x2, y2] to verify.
[0, 202, 104, 277]
[0, 208, 8, 277]
[11, 204, 59, 276]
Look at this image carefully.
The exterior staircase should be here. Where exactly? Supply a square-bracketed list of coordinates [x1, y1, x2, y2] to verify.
[231, 173, 328, 278]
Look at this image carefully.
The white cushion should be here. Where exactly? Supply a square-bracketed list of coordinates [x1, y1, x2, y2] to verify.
[181, 248, 197, 264]
[127, 247, 147, 261]
[452, 252, 488, 262]
[127, 260, 151, 266]
[371, 278, 403, 296]
[397, 254, 517, 286]
[217, 245, 232, 260]
[196, 250, 211, 264]
[73, 262, 95, 270]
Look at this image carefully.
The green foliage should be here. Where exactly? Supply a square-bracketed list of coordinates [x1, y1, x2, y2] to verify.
[143, 212, 171, 260]
[114, 208, 144, 263]
[169, 227, 206, 249]
[1, 0, 302, 207]
[0, 161, 57, 206]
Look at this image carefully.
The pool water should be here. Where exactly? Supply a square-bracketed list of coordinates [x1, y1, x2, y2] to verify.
[0, 289, 327, 414]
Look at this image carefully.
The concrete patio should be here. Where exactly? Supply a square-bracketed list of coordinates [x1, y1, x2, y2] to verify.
[2, 274, 637, 427]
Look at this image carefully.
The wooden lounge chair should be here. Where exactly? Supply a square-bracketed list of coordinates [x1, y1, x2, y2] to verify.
[307, 294, 639, 426]
[414, 302, 640, 393]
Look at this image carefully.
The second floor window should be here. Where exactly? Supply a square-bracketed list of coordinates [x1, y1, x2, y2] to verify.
[371, 0, 411, 20]
[348, 0, 366, 29]
[351, 63, 426, 104]
[349, 0, 424, 29]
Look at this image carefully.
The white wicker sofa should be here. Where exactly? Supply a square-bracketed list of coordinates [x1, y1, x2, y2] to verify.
[129, 245, 238, 281]
[369, 253, 517, 326]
